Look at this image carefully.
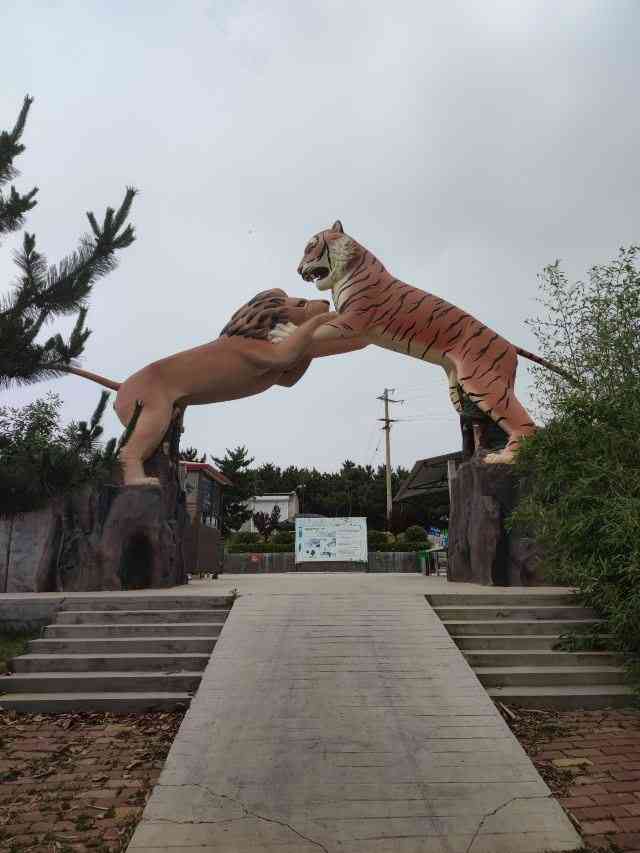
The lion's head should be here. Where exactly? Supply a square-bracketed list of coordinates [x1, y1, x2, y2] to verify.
[219, 289, 330, 340]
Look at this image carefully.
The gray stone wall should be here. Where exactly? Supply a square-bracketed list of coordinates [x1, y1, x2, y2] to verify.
[222, 552, 419, 573]
[0, 598, 61, 633]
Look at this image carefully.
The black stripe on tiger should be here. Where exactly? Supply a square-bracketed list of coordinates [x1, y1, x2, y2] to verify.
[473, 333, 499, 361]
[477, 347, 509, 379]
[420, 331, 441, 359]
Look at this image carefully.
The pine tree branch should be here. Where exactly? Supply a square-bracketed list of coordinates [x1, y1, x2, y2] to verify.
[0, 95, 33, 186]
[1, 188, 137, 388]
[0, 96, 38, 239]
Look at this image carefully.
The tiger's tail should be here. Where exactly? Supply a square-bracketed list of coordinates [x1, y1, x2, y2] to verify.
[60, 365, 121, 392]
[515, 347, 579, 386]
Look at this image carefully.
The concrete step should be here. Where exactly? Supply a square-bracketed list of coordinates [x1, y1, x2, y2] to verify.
[0, 671, 202, 693]
[445, 619, 603, 636]
[56, 609, 229, 625]
[476, 666, 627, 688]
[454, 635, 565, 650]
[428, 593, 578, 607]
[61, 596, 233, 611]
[0, 692, 192, 713]
[489, 685, 635, 710]
[12, 653, 211, 673]
[464, 650, 621, 668]
[29, 637, 217, 655]
[45, 622, 223, 639]
[435, 605, 594, 621]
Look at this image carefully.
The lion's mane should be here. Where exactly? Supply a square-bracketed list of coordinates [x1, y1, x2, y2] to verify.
[219, 289, 310, 340]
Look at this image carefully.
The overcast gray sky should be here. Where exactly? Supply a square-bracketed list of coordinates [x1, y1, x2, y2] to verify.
[2, 0, 639, 472]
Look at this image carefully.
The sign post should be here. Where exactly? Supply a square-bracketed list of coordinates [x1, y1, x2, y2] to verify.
[295, 518, 368, 564]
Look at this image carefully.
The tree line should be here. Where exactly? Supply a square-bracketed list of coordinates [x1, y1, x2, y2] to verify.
[187, 446, 437, 534]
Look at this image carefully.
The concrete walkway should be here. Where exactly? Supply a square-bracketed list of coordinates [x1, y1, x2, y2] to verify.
[125, 574, 581, 852]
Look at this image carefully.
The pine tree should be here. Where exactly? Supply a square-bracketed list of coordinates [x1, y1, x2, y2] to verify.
[179, 447, 207, 463]
[212, 446, 255, 533]
[0, 96, 137, 388]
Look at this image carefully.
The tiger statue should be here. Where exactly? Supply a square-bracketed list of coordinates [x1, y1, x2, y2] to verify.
[62, 289, 363, 485]
[297, 221, 572, 464]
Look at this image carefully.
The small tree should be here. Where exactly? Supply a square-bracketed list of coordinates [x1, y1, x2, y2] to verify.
[0, 96, 136, 389]
[252, 504, 281, 538]
[179, 446, 207, 463]
[0, 393, 118, 516]
[511, 246, 640, 687]
[212, 445, 255, 533]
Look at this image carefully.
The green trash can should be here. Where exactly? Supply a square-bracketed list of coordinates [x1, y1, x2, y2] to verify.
[417, 550, 428, 574]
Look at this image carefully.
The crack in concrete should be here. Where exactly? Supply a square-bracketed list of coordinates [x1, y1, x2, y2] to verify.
[464, 794, 552, 853]
[146, 783, 331, 853]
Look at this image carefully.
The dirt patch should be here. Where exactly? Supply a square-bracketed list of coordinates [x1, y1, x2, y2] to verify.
[498, 704, 640, 852]
[0, 708, 184, 852]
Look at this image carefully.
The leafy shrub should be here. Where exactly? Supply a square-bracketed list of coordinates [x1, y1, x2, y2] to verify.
[367, 530, 388, 549]
[374, 541, 429, 553]
[510, 246, 640, 691]
[403, 525, 429, 543]
[226, 542, 293, 553]
[271, 529, 294, 545]
[227, 530, 262, 546]
[0, 393, 119, 516]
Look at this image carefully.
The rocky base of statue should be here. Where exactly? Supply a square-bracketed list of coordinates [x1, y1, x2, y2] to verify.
[1, 421, 187, 593]
[447, 455, 543, 586]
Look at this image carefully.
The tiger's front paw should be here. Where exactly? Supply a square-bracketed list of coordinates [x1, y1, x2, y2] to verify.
[269, 321, 297, 343]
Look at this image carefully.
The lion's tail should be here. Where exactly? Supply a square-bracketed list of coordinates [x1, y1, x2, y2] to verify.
[60, 365, 121, 392]
[515, 347, 579, 386]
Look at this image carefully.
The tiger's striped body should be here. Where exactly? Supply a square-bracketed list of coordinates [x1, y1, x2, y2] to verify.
[298, 221, 537, 464]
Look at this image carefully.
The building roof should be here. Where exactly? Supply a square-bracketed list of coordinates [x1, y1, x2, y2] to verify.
[179, 461, 233, 487]
[251, 493, 297, 501]
[393, 451, 463, 503]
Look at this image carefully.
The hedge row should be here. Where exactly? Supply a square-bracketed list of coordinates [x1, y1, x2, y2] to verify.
[226, 542, 432, 554]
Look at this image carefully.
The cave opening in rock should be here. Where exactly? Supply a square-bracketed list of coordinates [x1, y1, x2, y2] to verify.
[120, 530, 153, 590]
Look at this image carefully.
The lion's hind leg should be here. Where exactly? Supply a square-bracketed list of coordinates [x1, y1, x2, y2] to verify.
[115, 391, 174, 487]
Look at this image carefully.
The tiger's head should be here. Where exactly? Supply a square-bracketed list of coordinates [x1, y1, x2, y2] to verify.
[219, 288, 330, 341]
[297, 220, 359, 292]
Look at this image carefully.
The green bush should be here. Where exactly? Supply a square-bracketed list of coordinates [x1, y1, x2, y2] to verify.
[226, 541, 293, 553]
[367, 530, 388, 549]
[510, 246, 640, 692]
[374, 541, 428, 553]
[227, 530, 263, 546]
[0, 393, 119, 516]
[403, 525, 429, 543]
[271, 529, 295, 545]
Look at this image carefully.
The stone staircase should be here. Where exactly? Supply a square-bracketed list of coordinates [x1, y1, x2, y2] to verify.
[428, 592, 634, 709]
[0, 594, 234, 713]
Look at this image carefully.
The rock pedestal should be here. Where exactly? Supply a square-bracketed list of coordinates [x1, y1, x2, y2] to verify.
[448, 457, 543, 586]
[1, 420, 187, 593]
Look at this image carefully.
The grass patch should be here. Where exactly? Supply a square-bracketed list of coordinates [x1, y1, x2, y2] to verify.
[0, 631, 36, 673]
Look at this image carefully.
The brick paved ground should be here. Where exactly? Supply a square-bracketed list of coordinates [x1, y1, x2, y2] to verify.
[0, 708, 184, 852]
[501, 705, 640, 852]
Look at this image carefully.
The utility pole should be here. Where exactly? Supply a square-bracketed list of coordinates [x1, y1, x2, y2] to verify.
[377, 388, 403, 530]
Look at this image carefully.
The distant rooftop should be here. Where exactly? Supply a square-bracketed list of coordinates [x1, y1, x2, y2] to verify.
[179, 461, 233, 488]
[394, 451, 463, 503]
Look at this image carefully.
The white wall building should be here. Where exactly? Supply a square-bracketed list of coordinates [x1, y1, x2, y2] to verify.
[241, 492, 300, 532]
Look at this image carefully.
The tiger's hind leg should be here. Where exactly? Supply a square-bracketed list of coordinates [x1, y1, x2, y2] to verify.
[447, 366, 464, 414]
[455, 348, 536, 464]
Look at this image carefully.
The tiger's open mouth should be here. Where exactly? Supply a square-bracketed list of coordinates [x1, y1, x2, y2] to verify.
[301, 265, 330, 283]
